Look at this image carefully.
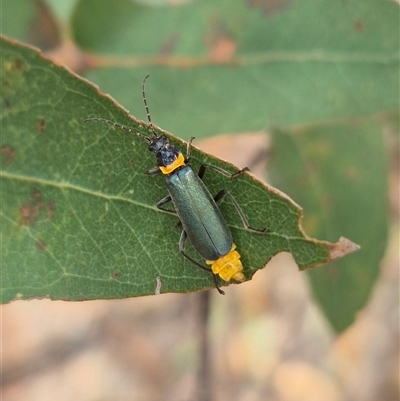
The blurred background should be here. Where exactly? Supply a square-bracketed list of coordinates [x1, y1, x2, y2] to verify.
[1, 0, 399, 400]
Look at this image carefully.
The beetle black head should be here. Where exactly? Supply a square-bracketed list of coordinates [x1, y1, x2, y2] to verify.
[148, 134, 182, 169]
[148, 134, 168, 153]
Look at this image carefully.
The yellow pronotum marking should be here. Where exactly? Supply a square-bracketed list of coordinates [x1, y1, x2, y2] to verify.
[206, 244, 245, 282]
[159, 153, 186, 175]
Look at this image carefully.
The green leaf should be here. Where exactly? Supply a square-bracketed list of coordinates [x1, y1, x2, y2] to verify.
[1, 0, 61, 51]
[69, 0, 399, 139]
[1, 0, 37, 43]
[268, 118, 391, 331]
[0, 36, 358, 303]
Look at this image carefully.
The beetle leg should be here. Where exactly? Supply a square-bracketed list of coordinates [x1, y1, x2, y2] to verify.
[198, 163, 249, 180]
[178, 231, 211, 273]
[179, 230, 225, 295]
[185, 137, 195, 163]
[197, 163, 266, 233]
[211, 274, 225, 295]
[156, 195, 177, 215]
[214, 189, 267, 233]
[147, 166, 162, 175]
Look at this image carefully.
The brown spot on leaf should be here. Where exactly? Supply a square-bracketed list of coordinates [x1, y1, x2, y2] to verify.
[1, 145, 16, 165]
[36, 240, 47, 251]
[19, 192, 56, 226]
[19, 200, 45, 226]
[32, 188, 42, 199]
[247, 0, 291, 16]
[47, 199, 56, 221]
[37, 118, 46, 134]
[112, 271, 120, 279]
[353, 19, 365, 32]
[15, 59, 22, 70]
[4, 99, 10, 108]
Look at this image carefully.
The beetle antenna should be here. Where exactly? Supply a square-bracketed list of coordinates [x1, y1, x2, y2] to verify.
[83, 117, 151, 143]
[142, 75, 157, 137]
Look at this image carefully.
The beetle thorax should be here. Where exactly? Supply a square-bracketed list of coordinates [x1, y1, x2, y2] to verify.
[156, 144, 181, 168]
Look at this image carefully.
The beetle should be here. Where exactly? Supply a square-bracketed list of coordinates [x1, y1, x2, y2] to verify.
[85, 76, 265, 294]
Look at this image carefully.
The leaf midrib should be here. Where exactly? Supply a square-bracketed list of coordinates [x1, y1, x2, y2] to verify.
[91, 50, 399, 69]
[0, 169, 153, 210]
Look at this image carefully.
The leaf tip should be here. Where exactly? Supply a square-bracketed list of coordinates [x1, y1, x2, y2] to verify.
[327, 236, 361, 263]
